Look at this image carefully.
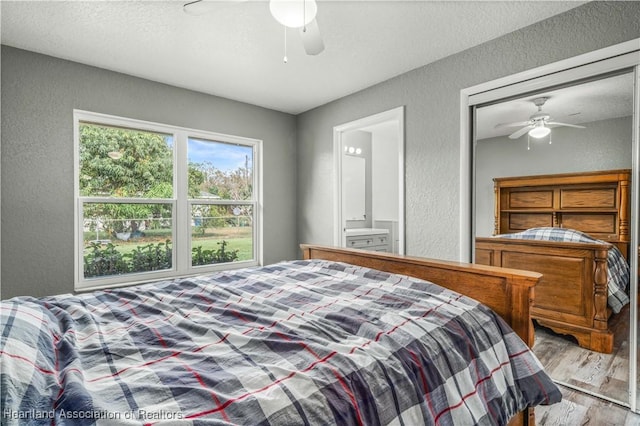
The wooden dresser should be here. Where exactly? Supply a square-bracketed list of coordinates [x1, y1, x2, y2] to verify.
[493, 169, 631, 259]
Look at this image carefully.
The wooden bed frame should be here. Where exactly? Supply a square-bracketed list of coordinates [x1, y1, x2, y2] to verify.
[476, 237, 613, 353]
[302, 244, 542, 426]
[475, 169, 631, 354]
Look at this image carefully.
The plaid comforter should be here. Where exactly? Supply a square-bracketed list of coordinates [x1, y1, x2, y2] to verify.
[495, 227, 630, 314]
[1, 260, 560, 425]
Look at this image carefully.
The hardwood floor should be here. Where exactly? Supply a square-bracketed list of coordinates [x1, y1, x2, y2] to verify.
[536, 384, 640, 425]
[533, 304, 631, 403]
[532, 303, 640, 424]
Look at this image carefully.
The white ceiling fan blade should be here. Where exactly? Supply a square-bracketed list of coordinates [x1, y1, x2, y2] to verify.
[183, 0, 247, 16]
[183, 0, 215, 16]
[494, 121, 531, 129]
[300, 19, 324, 55]
[509, 126, 532, 139]
[547, 121, 586, 129]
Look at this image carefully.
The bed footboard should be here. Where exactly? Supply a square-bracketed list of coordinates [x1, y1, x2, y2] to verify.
[475, 237, 613, 353]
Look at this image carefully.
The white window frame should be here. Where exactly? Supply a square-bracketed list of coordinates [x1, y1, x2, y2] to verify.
[74, 110, 262, 291]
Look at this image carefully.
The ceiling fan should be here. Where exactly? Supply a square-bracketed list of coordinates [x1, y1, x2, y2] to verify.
[496, 97, 585, 140]
[183, 0, 325, 57]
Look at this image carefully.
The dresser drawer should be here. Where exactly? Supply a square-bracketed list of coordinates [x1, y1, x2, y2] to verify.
[346, 234, 389, 250]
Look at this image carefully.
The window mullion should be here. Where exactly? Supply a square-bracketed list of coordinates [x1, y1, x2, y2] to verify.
[253, 143, 261, 264]
[175, 130, 190, 274]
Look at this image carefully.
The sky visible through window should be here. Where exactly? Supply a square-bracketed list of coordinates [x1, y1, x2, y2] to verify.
[188, 138, 253, 172]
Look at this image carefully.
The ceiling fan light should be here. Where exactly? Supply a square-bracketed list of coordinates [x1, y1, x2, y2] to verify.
[528, 125, 551, 139]
[269, 0, 317, 28]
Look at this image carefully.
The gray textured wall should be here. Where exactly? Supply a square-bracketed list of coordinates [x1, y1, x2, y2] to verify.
[1, 46, 298, 299]
[296, 1, 640, 260]
[475, 116, 633, 237]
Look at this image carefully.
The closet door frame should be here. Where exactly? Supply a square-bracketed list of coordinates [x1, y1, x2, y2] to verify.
[459, 38, 640, 411]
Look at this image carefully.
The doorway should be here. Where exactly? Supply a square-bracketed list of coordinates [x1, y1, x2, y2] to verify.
[460, 40, 640, 411]
[333, 107, 405, 254]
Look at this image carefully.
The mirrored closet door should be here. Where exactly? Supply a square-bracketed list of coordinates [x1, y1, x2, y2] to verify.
[472, 68, 638, 408]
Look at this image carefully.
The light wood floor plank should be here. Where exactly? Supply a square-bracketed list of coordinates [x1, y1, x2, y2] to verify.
[532, 303, 632, 405]
[536, 384, 640, 425]
[531, 301, 640, 423]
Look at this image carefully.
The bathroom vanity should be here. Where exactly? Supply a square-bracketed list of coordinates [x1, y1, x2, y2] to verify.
[344, 228, 390, 252]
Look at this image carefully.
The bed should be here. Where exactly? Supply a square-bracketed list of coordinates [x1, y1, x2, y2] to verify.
[475, 169, 632, 354]
[1, 245, 560, 425]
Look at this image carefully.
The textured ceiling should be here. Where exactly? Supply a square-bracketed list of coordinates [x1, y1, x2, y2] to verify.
[1, 1, 586, 114]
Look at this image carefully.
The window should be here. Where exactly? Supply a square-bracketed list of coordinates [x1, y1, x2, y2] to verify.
[75, 111, 261, 290]
[188, 138, 255, 267]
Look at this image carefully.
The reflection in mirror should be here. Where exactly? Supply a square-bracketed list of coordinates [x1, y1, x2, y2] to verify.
[342, 154, 366, 221]
[474, 71, 635, 405]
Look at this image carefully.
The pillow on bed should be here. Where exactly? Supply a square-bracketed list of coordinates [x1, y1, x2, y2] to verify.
[495, 227, 630, 314]
[498, 227, 607, 244]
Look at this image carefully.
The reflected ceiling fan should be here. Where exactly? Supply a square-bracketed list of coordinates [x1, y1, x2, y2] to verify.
[183, 0, 325, 58]
[496, 97, 585, 141]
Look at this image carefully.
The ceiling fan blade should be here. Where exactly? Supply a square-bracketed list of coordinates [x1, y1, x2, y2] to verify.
[183, 0, 247, 16]
[300, 19, 324, 55]
[494, 121, 531, 129]
[509, 126, 532, 139]
[547, 121, 586, 129]
[183, 0, 215, 16]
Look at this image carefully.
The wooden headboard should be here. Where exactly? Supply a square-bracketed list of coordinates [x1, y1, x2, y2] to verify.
[493, 169, 631, 259]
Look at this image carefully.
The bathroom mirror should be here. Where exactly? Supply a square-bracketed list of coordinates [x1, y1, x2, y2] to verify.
[342, 154, 366, 221]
